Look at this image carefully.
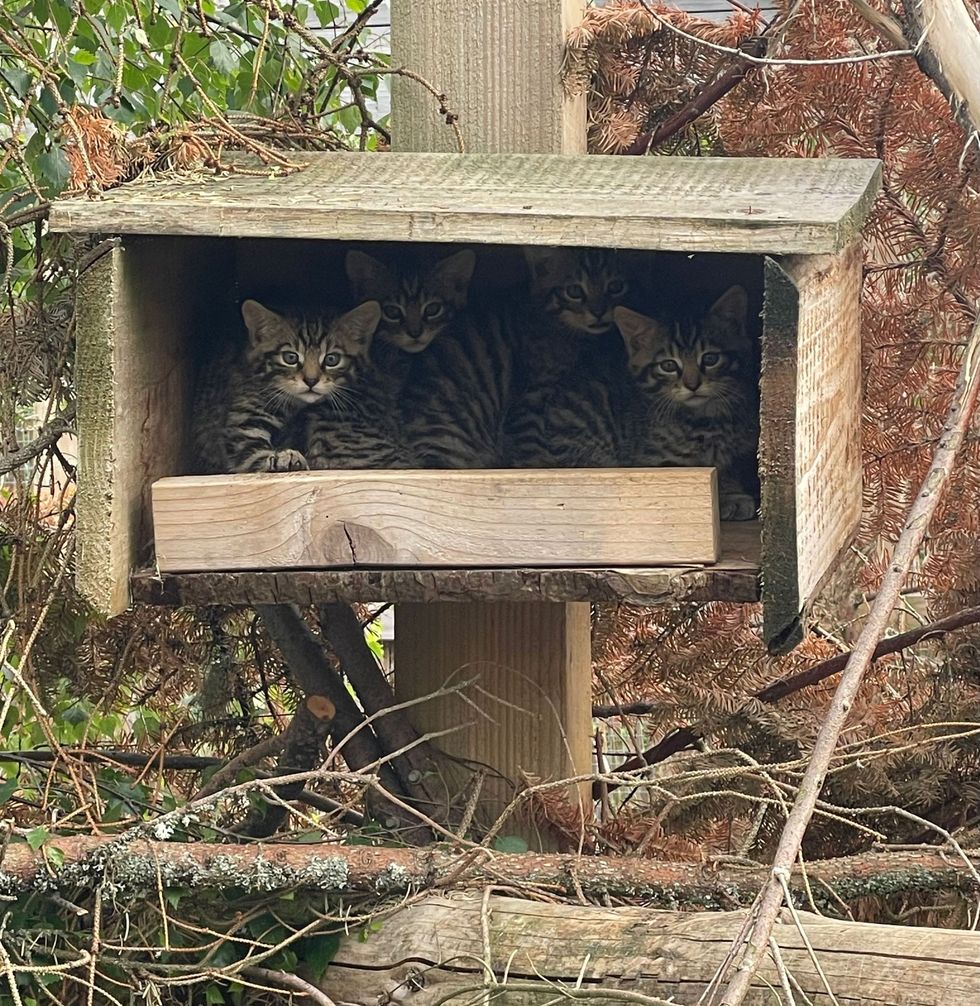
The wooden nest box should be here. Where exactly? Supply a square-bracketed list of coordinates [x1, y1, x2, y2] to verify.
[50, 153, 880, 652]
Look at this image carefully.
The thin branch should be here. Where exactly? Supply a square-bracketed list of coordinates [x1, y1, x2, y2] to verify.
[715, 311, 980, 1005]
[0, 402, 75, 477]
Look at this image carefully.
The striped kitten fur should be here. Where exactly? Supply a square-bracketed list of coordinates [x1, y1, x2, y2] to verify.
[302, 250, 478, 470]
[193, 299, 380, 474]
[402, 304, 516, 468]
[519, 246, 631, 383]
[505, 286, 759, 520]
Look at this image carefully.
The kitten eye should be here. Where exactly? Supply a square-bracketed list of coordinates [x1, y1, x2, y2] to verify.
[607, 279, 626, 296]
[323, 352, 343, 368]
[423, 302, 444, 320]
[280, 350, 300, 366]
[565, 284, 586, 301]
[701, 352, 721, 367]
[383, 305, 404, 322]
[657, 360, 680, 374]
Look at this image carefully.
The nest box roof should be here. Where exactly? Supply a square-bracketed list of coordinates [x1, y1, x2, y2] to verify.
[49, 152, 881, 256]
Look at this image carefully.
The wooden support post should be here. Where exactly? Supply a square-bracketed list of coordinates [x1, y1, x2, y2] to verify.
[390, 0, 591, 846]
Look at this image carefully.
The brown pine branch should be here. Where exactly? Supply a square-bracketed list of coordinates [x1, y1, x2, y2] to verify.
[623, 36, 766, 155]
[594, 604, 980, 797]
[716, 311, 980, 1004]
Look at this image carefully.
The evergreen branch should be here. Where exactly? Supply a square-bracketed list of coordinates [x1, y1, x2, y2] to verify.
[717, 311, 980, 1004]
[0, 402, 75, 477]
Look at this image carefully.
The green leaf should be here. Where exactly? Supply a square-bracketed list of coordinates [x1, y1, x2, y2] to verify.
[46, 846, 65, 869]
[209, 40, 239, 75]
[347, 0, 367, 12]
[26, 827, 50, 851]
[313, 1, 340, 27]
[50, 0, 75, 35]
[204, 985, 226, 1005]
[296, 934, 340, 981]
[0, 776, 19, 806]
[4, 69, 33, 99]
[492, 835, 529, 854]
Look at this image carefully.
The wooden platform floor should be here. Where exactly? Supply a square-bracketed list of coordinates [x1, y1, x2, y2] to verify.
[131, 522, 761, 607]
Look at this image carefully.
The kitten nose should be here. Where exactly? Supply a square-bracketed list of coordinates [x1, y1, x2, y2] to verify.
[303, 375, 319, 388]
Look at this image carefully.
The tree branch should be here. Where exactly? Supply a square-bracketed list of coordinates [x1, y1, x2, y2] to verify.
[623, 37, 766, 155]
[594, 604, 980, 796]
[0, 402, 75, 477]
[4, 838, 977, 908]
[717, 314, 980, 1004]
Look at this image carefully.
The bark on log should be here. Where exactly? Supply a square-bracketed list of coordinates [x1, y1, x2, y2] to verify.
[320, 894, 980, 1006]
[1, 838, 976, 911]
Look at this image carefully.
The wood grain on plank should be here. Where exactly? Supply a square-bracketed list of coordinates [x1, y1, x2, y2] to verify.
[151, 468, 720, 572]
[322, 895, 980, 1006]
[48, 153, 882, 255]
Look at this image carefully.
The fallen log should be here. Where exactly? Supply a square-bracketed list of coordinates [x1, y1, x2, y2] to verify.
[321, 894, 980, 1006]
[1, 837, 977, 912]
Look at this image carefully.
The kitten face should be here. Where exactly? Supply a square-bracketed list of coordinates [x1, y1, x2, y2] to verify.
[525, 247, 630, 336]
[613, 286, 751, 416]
[241, 299, 381, 406]
[345, 249, 476, 354]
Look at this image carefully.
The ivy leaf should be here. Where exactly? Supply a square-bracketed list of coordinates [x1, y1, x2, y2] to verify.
[46, 846, 65, 869]
[0, 776, 19, 806]
[209, 40, 239, 75]
[26, 827, 49, 851]
[204, 985, 225, 1005]
[295, 934, 340, 981]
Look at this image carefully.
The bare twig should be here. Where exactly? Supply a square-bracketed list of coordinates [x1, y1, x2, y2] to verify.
[713, 314, 980, 1005]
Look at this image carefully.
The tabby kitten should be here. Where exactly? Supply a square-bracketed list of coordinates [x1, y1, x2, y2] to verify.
[519, 246, 632, 383]
[193, 299, 381, 474]
[615, 285, 759, 520]
[301, 250, 477, 470]
[346, 249, 476, 358]
[505, 286, 759, 521]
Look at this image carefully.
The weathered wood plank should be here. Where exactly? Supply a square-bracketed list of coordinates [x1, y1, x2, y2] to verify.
[132, 521, 759, 604]
[322, 895, 980, 1006]
[150, 468, 721, 573]
[391, 0, 586, 154]
[761, 242, 864, 651]
[48, 153, 882, 255]
[74, 238, 226, 615]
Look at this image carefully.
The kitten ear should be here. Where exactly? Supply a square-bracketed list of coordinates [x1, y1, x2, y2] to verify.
[345, 251, 393, 300]
[334, 300, 382, 354]
[427, 250, 476, 302]
[241, 300, 285, 344]
[523, 246, 568, 282]
[709, 285, 748, 331]
[613, 306, 664, 354]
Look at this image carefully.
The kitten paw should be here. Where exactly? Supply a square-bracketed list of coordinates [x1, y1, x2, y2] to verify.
[268, 449, 309, 472]
[720, 492, 757, 521]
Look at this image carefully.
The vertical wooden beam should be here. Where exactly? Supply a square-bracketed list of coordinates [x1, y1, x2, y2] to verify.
[390, 0, 586, 155]
[390, 1, 593, 845]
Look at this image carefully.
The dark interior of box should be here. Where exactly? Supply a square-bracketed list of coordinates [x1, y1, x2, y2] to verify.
[126, 236, 766, 568]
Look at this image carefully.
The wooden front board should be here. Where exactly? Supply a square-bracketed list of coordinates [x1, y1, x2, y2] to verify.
[151, 468, 721, 572]
[48, 153, 881, 255]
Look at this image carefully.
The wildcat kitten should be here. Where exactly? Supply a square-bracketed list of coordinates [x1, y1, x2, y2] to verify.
[193, 299, 381, 474]
[505, 286, 760, 522]
[614, 285, 759, 520]
[346, 249, 476, 358]
[302, 250, 477, 470]
[518, 246, 632, 384]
